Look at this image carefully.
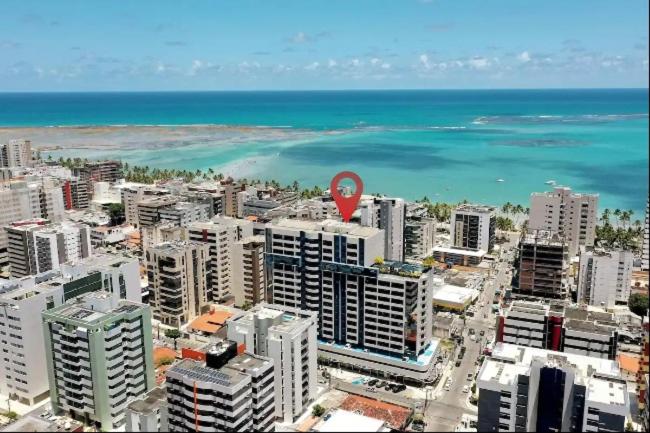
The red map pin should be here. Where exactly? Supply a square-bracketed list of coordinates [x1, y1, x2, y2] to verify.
[330, 171, 363, 222]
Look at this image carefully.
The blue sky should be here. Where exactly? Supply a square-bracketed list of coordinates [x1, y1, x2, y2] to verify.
[0, 0, 648, 91]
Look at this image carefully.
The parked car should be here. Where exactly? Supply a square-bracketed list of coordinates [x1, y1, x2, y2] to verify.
[480, 330, 485, 336]
[467, 373, 473, 381]
[377, 381, 387, 388]
[384, 383, 393, 391]
[368, 379, 378, 387]
[455, 360, 462, 367]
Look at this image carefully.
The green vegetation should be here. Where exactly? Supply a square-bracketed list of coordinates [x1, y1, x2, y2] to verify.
[629, 293, 649, 317]
[496, 216, 515, 231]
[5, 411, 18, 421]
[164, 328, 182, 350]
[596, 208, 643, 252]
[374, 257, 385, 265]
[312, 404, 326, 417]
[625, 421, 634, 432]
[155, 355, 175, 368]
[107, 203, 125, 225]
[241, 301, 252, 311]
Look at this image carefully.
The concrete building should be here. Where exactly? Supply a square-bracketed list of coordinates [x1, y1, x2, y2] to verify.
[450, 204, 496, 253]
[241, 187, 299, 218]
[61, 177, 89, 210]
[5, 219, 92, 278]
[227, 303, 318, 422]
[639, 316, 649, 414]
[223, 181, 245, 217]
[496, 302, 619, 360]
[577, 249, 634, 309]
[158, 201, 210, 227]
[187, 217, 253, 302]
[125, 387, 168, 432]
[0, 253, 142, 406]
[477, 343, 629, 433]
[432, 245, 486, 266]
[0, 139, 32, 168]
[514, 230, 569, 299]
[231, 235, 266, 307]
[166, 340, 275, 432]
[136, 196, 180, 228]
[529, 186, 599, 257]
[404, 216, 435, 260]
[120, 184, 169, 228]
[0, 179, 65, 266]
[42, 292, 155, 431]
[265, 219, 437, 384]
[360, 197, 406, 261]
[71, 160, 122, 196]
[141, 223, 186, 254]
[643, 198, 649, 271]
[146, 241, 210, 327]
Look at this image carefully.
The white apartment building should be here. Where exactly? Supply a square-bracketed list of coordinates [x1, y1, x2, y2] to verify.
[146, 241, 210, 327]
[477, 343, 629, 433]
[577, 249, 633, 309]
[125, 387, 168, 433]
[0, 179, 65, 266]
[360, 197, 406, 261]
[404, 216, 435, 259]
[227, 303, 318, 423]
[450, 204, 496, 253]
[231, 235, 266, 307]
[141, 223, 186, 254]
[42, 292, 155, 431]
[643, 197, 649, 271]
[136, 196, 181, 228]
[158, 201, 210, 227]
[0, 253, 142, 406]
[529, 186, 599, 257]
[5, 219, 92, 278]
[120, 185, 169, 228]
[166, 341, 275, 432]
[0, 139, 32, 168]
[187, 216, 253, 302]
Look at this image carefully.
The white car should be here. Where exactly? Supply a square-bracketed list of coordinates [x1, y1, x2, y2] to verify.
[462, 385, 469, 393]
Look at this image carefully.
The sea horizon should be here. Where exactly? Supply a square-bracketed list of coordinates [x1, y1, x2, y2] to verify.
[1, 88, 647, 215]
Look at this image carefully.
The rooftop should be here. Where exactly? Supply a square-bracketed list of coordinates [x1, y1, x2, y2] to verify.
[127, 386, 167, 415]
[372, 260, 430, 278]
[315, 409, 387, 433]
[226, 352, 272, 375]
[189, 309, 233, 334]
[339, 395, 412, 430]
[587, 376, 627, 406]
[271, 218, 381, 238]
[168, 358, 248, 387]
[454, 204, 496, 214]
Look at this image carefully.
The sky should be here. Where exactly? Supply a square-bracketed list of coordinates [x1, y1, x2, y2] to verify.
[0, 0, 648, 91]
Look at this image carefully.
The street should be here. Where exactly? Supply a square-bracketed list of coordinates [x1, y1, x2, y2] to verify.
[425, 235, 517, 431]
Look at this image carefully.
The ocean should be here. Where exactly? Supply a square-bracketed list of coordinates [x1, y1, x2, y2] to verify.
[0, 89, 647, 215]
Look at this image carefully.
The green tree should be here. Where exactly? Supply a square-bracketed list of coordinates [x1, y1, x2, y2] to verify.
[625, 421, 634, 432]
[629, 293, 649, 317]
[312, 404, 326, 417]
[107, 203, 125, 226]
[165, 328, 182, 350]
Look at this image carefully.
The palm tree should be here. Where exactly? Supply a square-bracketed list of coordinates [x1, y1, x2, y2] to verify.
[613, 209, 621, 227]
[601, 208, 611, 225]
[502, 202, 512, 218]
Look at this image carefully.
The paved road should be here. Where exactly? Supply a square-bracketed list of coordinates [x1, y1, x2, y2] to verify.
[425, 236, 518, 432]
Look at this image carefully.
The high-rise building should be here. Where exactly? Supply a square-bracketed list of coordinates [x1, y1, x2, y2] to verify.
[642, 197, 649, 271]
[227, 303, 318, 422]
[231, 235, 266, 307]
[514, 230, 569, 299]
[223, 181, 245, 217]
[404, 216, 435, 259]
[125, 387, 168, 432]
[72, 160, 122, 196]
[147, 241, 210, 327]
[360, 197, 406, 261]
[120, 184, 169, 228]
[42, 292, 155, 431]
[529, 186, 599, 257]
[577, 249, 633, 309]
[158, 201, 211, 227]
[5, 219, 92, 278]
[477, 343, 629, 433]
[166, 340, 275, 432]
[450, 204, 496, 253]
[141, 223, 186, 254]
[496, 301, 619, 360]
[187, 217, 253, 302]
[0, 139, 32, 168]
[61, 177, 89, 210]
[265, 219, 437, 384]
[0, 179, 65, 266]
[639, 316, 649, 414]
[136, 196, 180, 228]
[0, 253, 142, 406]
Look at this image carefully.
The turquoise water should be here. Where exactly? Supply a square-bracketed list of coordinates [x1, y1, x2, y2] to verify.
[0, 89, 647, 214]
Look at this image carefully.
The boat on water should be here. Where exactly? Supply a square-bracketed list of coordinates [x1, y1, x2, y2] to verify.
[496, 178, 505, 182]
[545, 179, 556, 185]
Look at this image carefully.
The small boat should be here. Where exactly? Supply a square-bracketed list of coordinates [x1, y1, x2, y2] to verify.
[496, 178, 505, 183]
[545, 180, 556, 185]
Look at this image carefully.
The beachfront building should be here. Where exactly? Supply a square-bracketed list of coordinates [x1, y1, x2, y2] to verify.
[529, 186, 599, 257]
[404, 216, 435, 260]
[71, 160, 122, 197]
[643, 197, 649, 271]
[477, 343, 629, 432]
[0, 253, 142, 406]
[5, 219, 92, 278]
[0, 178, 65, 267]
[496, 301, 619, 359]
[147, 241, 210, 327]
[450, 204, 496, 253]
[360, 197, 406, 261]
[42, 292, 154, 431]
[227, 303, 318, 422]
[265, 218, 438, 384]
[0, 139, 32, 168]
[514, 230, 569, 299]
[231, 235, 266, 307]
[166, 340, 275, 432]
[187, 216, 254, 302]
[577, 249, 633, 309]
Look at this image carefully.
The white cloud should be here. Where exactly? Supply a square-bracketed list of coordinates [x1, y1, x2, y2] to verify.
[419, 54, 430, 69]
[381, 62, 391, 70]
[328, 59, 337, 68]
[290, 32, 309, 44]
[370, 58, 380, 65]
[517, 51, 531, 63]
[468, 57, 490, 70]
[305, 61, 320, 70]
